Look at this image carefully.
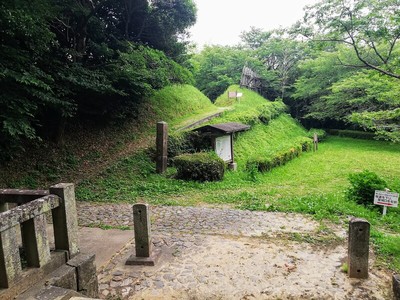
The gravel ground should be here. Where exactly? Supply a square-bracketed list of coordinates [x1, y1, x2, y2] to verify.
[77, 202, 394, 300]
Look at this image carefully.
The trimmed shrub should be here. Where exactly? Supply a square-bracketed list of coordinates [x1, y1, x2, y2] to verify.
[346, 170, 388, 207]
[174, 152, 225, 182]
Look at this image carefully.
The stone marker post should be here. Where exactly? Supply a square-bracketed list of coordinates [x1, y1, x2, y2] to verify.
[394, 274, 400, 300]
[313, 133, 318, 151]
[126, 203, 160, 266]
[348, 218, 370, 279]
[156, 121, 168, 174]
[49, 183, 79, 259]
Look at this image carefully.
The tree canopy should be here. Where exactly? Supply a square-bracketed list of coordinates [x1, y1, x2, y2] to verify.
[0, 0, 196, 160]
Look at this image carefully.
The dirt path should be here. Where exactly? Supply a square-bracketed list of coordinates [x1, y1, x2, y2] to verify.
[77, 203, 394, 299]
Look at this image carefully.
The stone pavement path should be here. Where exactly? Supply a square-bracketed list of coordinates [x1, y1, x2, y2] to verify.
[76, 202, 393, 300]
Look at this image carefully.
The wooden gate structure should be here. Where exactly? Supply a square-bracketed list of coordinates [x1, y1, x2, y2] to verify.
[240, 66, 261, 93]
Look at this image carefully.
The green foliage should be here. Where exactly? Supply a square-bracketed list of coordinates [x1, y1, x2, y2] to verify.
[168, 131, 212, 161]
[213, 85, 287, 126]
[346, 170, 388, 207]
[307, 128, 327, 141]
[246, 139, 311, 173]
[0, 0, 198, 161]
[149, 84, 214, 123]
[326, 129, 376, 140]
[351, 108, 400, 143]
[302, 0, 400, 79]
[174, 152, 225, 182]
[191, 46, 251, 101]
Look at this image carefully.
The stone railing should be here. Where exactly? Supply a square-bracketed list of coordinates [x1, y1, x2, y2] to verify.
[0, 183, 79, 298]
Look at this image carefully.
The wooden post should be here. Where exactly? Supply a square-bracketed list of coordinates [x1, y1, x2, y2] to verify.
[49, 183, 79, 259]
[313, 133, 318, 151]
[156, 121, 168, 174]
[348, 218, 370, 278]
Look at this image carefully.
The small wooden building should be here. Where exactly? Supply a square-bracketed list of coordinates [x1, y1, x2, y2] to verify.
[193, 122, 250, 169]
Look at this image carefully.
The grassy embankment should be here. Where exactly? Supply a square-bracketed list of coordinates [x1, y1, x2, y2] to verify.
[0, 84, 218, 188]
[77, 84, 400, 272]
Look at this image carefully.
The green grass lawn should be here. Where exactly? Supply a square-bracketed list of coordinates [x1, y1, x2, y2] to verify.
[77, 135, 400, 272]
[76, 85, 400, 273]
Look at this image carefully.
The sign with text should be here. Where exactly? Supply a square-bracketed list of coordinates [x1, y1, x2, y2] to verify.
[215, 135, 232, 162]
[374, 190, 399, 207]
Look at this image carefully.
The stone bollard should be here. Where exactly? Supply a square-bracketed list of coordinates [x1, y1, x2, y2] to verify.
[50, 183, 79, 259]
[348, 218, 370, 279]
[394, 274, 400, 300]
[156, 121, 168, 174]
[126, 204, 160, 266]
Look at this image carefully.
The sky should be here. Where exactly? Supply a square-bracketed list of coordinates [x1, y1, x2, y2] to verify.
[189, 0, 319, 48]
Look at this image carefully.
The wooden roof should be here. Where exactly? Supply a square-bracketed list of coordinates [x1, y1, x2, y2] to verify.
[193, 122, 250, 134]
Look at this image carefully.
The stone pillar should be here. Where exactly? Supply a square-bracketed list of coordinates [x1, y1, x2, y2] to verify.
[156, 121, 168, 174]
[0, 225, 22, 288]
[49, 183, 79, 259]
[67, 254, 98, 298]
[394, 274, 400, 300]
[348, 218, 370, 278]
[21, 215, 51, 267]
[126, 204, 160, 266]
[133, 204, 151, 257]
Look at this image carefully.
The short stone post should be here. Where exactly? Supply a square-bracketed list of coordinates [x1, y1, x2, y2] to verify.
[348, 218, 370, 279]
[126, 204, 160, 266]
[156, 121, 168, 174]
[394, 274, 400, 300]
[49, 183, 79, 259]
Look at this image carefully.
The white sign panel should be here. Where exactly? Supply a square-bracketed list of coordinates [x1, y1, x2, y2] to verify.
[215, 135, 232, 162]
[374, 190, 399, 207]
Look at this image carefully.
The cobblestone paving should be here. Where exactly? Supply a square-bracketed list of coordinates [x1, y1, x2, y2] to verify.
[76, 203, 392, 300]
[77, 203, 319, 236]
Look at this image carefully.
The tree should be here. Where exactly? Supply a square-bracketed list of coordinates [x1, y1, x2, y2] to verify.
[302, 0, 400, 79]
[292, 47, 356, 122]
[0, 0, 198, 159]
[241, 29, 309, 101]
[192, 46, 250, 101]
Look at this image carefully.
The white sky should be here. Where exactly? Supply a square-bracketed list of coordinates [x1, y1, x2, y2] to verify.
[189, 0, 319, 48]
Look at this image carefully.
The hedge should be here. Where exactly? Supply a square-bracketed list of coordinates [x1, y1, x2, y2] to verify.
[174, 152, 225, 182]
[326, 129, 376, 140]
[246, 137, 313, 173]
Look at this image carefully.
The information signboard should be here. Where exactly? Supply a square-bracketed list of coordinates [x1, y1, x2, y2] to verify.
[374, 190, 399, 207]
[215, 135, 232, 162]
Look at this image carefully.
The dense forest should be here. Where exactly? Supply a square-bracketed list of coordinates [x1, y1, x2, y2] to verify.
[0, 0, 197, 160]
[1, 0, 399, 162]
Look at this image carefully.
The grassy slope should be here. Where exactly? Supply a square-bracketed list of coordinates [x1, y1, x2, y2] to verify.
[77, 84, 400, 272]
[149, 84, 217, 126]
[0, 84, 217, 188]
